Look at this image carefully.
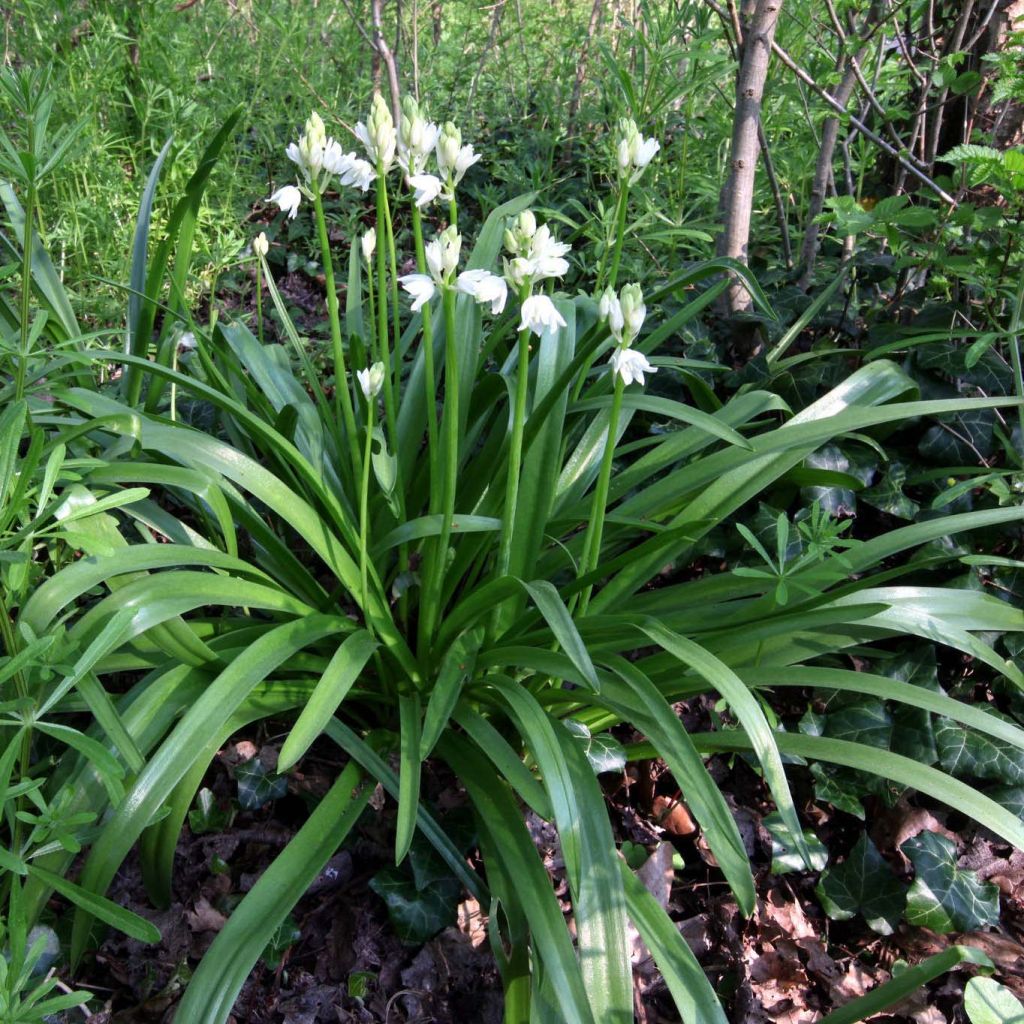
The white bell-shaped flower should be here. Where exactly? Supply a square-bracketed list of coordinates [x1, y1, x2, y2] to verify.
[456, 269, 508, 314]
[519, 294, 566, 336]
[408, 173, 443, 208]
[361, 228, 376, 264]
[398, 273, 436, 312]
[268, 185, 302, 219]
[609, 346, 657, 387]
[357, 362, 386, 399]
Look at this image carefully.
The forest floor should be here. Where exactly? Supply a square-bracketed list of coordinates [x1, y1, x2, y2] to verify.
[72, 695, 1024, 1024]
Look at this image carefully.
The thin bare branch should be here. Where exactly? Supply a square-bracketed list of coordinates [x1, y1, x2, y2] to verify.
[703, 0, 957, 206]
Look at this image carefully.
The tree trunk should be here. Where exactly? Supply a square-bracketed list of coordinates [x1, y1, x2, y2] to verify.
[372, 0, 402, 127]
[798, 62, 858, 290]
[566, 0, 606, 137]
[715, 0, 784, 313]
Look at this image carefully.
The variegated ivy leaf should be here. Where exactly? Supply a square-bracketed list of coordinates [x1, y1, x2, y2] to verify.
[562, 719, 627, 775]
[902, 832, 1000, 934]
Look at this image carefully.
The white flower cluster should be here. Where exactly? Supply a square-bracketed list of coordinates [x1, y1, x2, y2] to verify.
[615, 118, 660, 186]
[398, 226, 508, 315]
[351, 95, 481, 211]
[501, 210, 571, 336]
[268, 111, 376, 219]
[600, 283, 656, 386]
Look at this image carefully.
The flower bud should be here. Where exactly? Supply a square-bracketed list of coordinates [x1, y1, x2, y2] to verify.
[360, 93, 396, 171]
[503, 228, 518, 254]
[253, 232, 269, 258]
[598, 286, 616, 321]
[361, 227, 376, 263]
[438, 225, 462, 275]
[436, 122, 462, 175]
[620, 282, 646, 340]
[503, 255, 533, 289]
[357, 361, 386, 399]
[305, 112, 327, 150]
[517, 210, 537, 239]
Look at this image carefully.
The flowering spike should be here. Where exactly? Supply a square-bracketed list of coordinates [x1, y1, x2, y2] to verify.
[399, 96, 440, 177]
[435, 121, 480, 198]
[614, 118, 660, 185]
[356, 93, 397, 172]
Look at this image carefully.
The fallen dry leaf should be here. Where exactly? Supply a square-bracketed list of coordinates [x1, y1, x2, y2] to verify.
[652, 794, 697, 836]
[186, 897, 227, 933]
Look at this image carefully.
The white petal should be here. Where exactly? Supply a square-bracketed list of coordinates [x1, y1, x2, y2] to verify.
[408, 173, 443, 208]
[399, 273, 436, 312]
[519, 294, 566, 336]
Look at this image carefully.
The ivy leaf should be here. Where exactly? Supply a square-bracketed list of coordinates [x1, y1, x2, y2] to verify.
[986, 786, 1024, 821]
[802, 444, 857, 516]
[880, 645, 940, 764]
[861, 461, 920, 520]
[816, 833, 906, 935]
[964, 977, 1024, 1024]
[935, 716, 1024, 786]
[823, 698, 893, 750]
[261, 914, 300, 969]
[919, 409, 996, 464]
[763, 812, 828, 873]
[235, 758, 288, 811]
[810, 763, 866, 819]
[188, 788, 233, 835]
[369, 857, 461, 945]
[562, 720, 627, 775]
[902, 832, 1000, 934]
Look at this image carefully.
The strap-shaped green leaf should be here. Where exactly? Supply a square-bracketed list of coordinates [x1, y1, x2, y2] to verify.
[173, 761, 370, 1024]
[278, 630, 378, 772]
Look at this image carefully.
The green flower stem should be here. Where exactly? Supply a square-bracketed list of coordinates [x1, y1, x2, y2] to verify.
[496, 294, 533, 581]
[448, 190, 458, 230]
[359, 397, 375, 628]
[255, 257, 265, 347]
[577, 369, 626, 616]
[379, 177, 402, 437]
[598, 183, 630, 294]
[312, 191, 361, 483]
[410, 202, 439, 492]
[14, 174, 37, 402]
[365, 254, 377, 364]
[1009, 271, 1024, 458]
[418, 285, 459, 658]
[375, 172, 410, 625]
